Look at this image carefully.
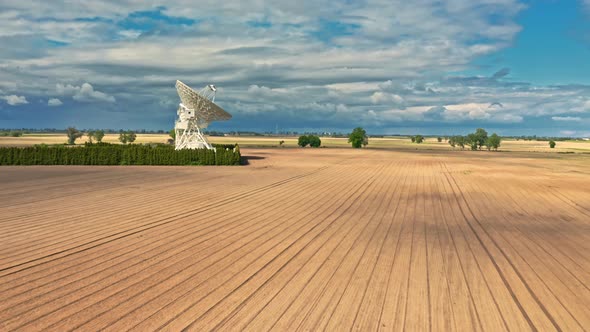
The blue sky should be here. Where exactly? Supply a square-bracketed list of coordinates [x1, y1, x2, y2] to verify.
[0, 0, 589, 136]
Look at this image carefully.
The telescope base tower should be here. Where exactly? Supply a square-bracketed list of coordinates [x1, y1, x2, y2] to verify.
[174, 103, 213, 150]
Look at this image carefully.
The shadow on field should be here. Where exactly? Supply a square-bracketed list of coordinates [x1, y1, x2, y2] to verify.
[241, 155, 266, 165]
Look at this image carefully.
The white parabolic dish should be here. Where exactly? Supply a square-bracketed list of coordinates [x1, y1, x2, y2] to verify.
[174, 80, 232, 150]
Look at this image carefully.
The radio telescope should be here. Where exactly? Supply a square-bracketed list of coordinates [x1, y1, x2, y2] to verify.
[174, 80, 232, 150]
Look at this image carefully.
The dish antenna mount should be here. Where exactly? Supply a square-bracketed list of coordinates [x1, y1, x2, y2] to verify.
[174, 80, 231, 150]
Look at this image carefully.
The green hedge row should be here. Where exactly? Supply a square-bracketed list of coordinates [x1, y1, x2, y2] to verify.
[0, 143, 241, 166]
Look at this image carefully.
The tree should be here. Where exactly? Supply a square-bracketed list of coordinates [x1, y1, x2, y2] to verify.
[118, 130, 136, 144]
[448, 136, 456, 149]
[486, 133, 501, 151]
[437, 137, 443, 142]
[127, 131, 137, 143]
[298, 135, 310, 147]
[87, 130, 95, 144]
[66, 127, 84, 145]
[9, 131, 23, 137]
[456, 136, 465, 150]
[348, 127, 368, 148]
[308, 135, 321, 148]
[414, 135, 424, 144]
[549, 140, 556, 148]
[411, 136, 416, 143]
[94, 130, 105, 143]
[119, 132, 128, 144]
[474, 128, 488, 150]
[279, 140, 285, 147]
[466, 133, 479, 150]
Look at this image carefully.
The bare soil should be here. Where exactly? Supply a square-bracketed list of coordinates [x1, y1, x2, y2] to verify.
[1, 148, 589, 331]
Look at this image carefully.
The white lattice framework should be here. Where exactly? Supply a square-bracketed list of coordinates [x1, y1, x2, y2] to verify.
[174, 80, 231, 150]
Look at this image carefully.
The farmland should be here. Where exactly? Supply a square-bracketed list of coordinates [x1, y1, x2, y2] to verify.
[2, 133, 590, 153]
[1, 147, 590, 330]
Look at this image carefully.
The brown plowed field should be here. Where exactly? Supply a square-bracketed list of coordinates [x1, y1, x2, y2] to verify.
[1, 148, 589, 331]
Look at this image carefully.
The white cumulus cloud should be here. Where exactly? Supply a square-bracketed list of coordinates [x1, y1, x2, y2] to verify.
[1, 95, 28, 106]
[370, 92, 404, 105]
[56, 83, 115, 103]
[56, 83, 79, 96]
[47, 98, 63, 106]
[552, 116, 581, 122]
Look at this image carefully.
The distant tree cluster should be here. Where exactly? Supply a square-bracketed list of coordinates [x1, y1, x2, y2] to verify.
[65, 127, 138, 145]
[0, 131, 23, 137]
[447, 128, 502, 151]
[448, 136, 465, 149]
[298, 135, 321, 148]
[348, 127, 368, 148]
[510, 135, 574, 142]
[485, 133, 502, 151]
[118, 130, 137, 144]
[86, 130, 105, 143]
[549, 140, 556, 148]
[410, 135, 425, 144]
[66, 127, 106, 145]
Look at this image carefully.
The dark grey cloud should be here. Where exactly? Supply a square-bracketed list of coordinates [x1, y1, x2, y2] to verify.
[423, 106, 447, 120]
[492, 67, 510, 79]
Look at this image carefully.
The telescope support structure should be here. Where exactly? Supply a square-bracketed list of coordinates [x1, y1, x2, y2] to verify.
[175, 103, 213, 150]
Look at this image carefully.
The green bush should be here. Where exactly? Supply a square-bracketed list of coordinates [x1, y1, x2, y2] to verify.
[308, 135, 321, 148]
[0, 143, 241, 166]
[298, 135, 310, 147]
[297, 135, 321, 148]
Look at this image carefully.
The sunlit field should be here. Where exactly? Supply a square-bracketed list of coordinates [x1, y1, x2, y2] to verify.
[2, 133, 590, 153]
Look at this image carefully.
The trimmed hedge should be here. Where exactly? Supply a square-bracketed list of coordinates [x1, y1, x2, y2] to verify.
[0, 143, 241, 166]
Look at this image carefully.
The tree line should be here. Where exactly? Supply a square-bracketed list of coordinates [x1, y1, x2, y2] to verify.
[66, 127, 138, 145]
[408, 129, 502, 151]
[447, 129, 502, 151]
[0, 131, 23, 137]
[407, 130, 562, 150]
[295, 128, 369, 148]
